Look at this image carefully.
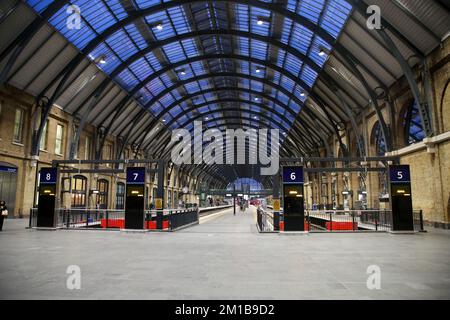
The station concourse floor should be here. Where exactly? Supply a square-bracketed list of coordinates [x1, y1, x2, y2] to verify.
[1, 207, 450, 300]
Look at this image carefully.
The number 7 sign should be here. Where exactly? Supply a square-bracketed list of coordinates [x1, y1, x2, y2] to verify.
[127, 167, 145, 184]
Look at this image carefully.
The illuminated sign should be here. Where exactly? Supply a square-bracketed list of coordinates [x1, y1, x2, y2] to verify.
[282, 166, 304, 184]
[127, 167, 145, 184]
[40, 168, 57, 185]
[389, 165, 411, 183]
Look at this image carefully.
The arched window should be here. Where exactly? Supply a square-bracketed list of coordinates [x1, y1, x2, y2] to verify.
[116, 182, 125, 209]
[97, 179, 109, 209]
[403, 100, 426, 145]
[72, 175, 87, 208]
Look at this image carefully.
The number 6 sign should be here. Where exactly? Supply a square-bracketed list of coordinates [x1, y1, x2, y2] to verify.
[283, 166, 304, 184]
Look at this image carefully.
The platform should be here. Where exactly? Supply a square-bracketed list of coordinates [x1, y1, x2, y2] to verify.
[1, 206, 450, 300]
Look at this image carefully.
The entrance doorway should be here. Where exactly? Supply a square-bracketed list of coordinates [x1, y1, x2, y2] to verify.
[0, 162, 18, 218]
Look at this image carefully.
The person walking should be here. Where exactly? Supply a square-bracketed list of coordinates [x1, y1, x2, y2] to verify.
[0, 201, 7, 231]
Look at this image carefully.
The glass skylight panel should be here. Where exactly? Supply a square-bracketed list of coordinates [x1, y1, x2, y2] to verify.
[135, 0, 164, 10]
[297, 0, 325, 24]
[27, 0, 53, 13]
[289, 100, 301, 113]
[125, 24, 147, 50]
[159, 73, 173, 87]
[105, 29, 138, 61]
[159, 93, 176, 108]
[170, 105, 183, 117]
[89, 44, 121, 73]
[250, 7, 271, 37]
[237, 37, 249, 57]
[167, 7, 191, 35]
[300, 64, 318, 87]
[250, 40, 268, 60]
[129, 58, 152, 81]
[198, 106, 209, 114]
[184, 82, 201, 94]
[146, 78, 165, 96]
[144, 52, 163, 71]
[251, 80, 263, 92]
[77, 0, 119, 34]
[181, 39, 199, 58]
[150, 102, 164, 116]
[117, 69, 139, 90]
[162, 42, 186, 63]
[289, 23, 314, 55]
[320, 0, 353, 38]
[281, 75, 295, 93]
[197, 79, 211, 89]
[48, 7, 96, 50]
[178, 115, 189, 125]
[237, 60, 250, 75]
[234, 4, 249, 33]
[284, 53, 303, 76]
[309, 36, 331, 67]
[191, 62, 206, 76]
[145, 11, 175, 40]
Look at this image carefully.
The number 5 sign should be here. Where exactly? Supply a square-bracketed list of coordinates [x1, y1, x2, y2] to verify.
[282, 166, 304, 184]
[389, 165, 411, 183]
[126, 167, 145, 184]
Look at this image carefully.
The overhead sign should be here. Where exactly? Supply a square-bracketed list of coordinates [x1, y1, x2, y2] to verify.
[389, 165, 411, 183]
[0, 165, 17, 173]
[40, 168, 57, 185]
[282, 166, 304, 184]
[127, 167, 145, 184]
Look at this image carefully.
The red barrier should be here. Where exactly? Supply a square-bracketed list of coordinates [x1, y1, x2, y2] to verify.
[100, 218, 169, 230]
[279, 222, 309, 231]
[325, 221, 357, 231]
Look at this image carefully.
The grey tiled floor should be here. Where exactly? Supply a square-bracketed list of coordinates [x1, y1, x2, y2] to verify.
[0, 207, 449, 300]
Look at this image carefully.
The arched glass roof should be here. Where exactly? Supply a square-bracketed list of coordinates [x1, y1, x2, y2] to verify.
[25, 0, 352, 138]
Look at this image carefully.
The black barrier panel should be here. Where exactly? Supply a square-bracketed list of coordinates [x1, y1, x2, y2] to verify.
[37, 168, 57, 228]
[125, 167, 145, 230]
[388, 165, 414, 231]
[282, 166, 305, 232]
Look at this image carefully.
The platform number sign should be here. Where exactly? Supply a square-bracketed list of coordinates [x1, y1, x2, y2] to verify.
[127, 167, 145, 184]
[283, 166, 304, 184]
[40, 168, 57, 184]
[389, 165, 411, 183]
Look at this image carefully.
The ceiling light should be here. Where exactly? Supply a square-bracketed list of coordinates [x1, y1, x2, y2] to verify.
[256, 67, 263, 73]
[254, 97, 260, 101]
[205, 117, 209, 120]
[162, 119, 166, 122]
[300, 92, 306, 97]
[256, 17, 265, 26]
[155, 23, 163, 31]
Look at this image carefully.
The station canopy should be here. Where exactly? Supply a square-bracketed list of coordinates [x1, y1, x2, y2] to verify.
[1, 0, 448, 187]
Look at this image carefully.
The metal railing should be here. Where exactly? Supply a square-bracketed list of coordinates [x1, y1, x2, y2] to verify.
[29, 207, 199, 231]
[256, 208, 425, 233]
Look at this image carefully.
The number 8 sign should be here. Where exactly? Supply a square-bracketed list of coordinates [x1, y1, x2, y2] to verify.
[40, 168, 57, 184]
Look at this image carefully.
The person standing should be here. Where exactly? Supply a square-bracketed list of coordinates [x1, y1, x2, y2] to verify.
[0, 201, 7, 231]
